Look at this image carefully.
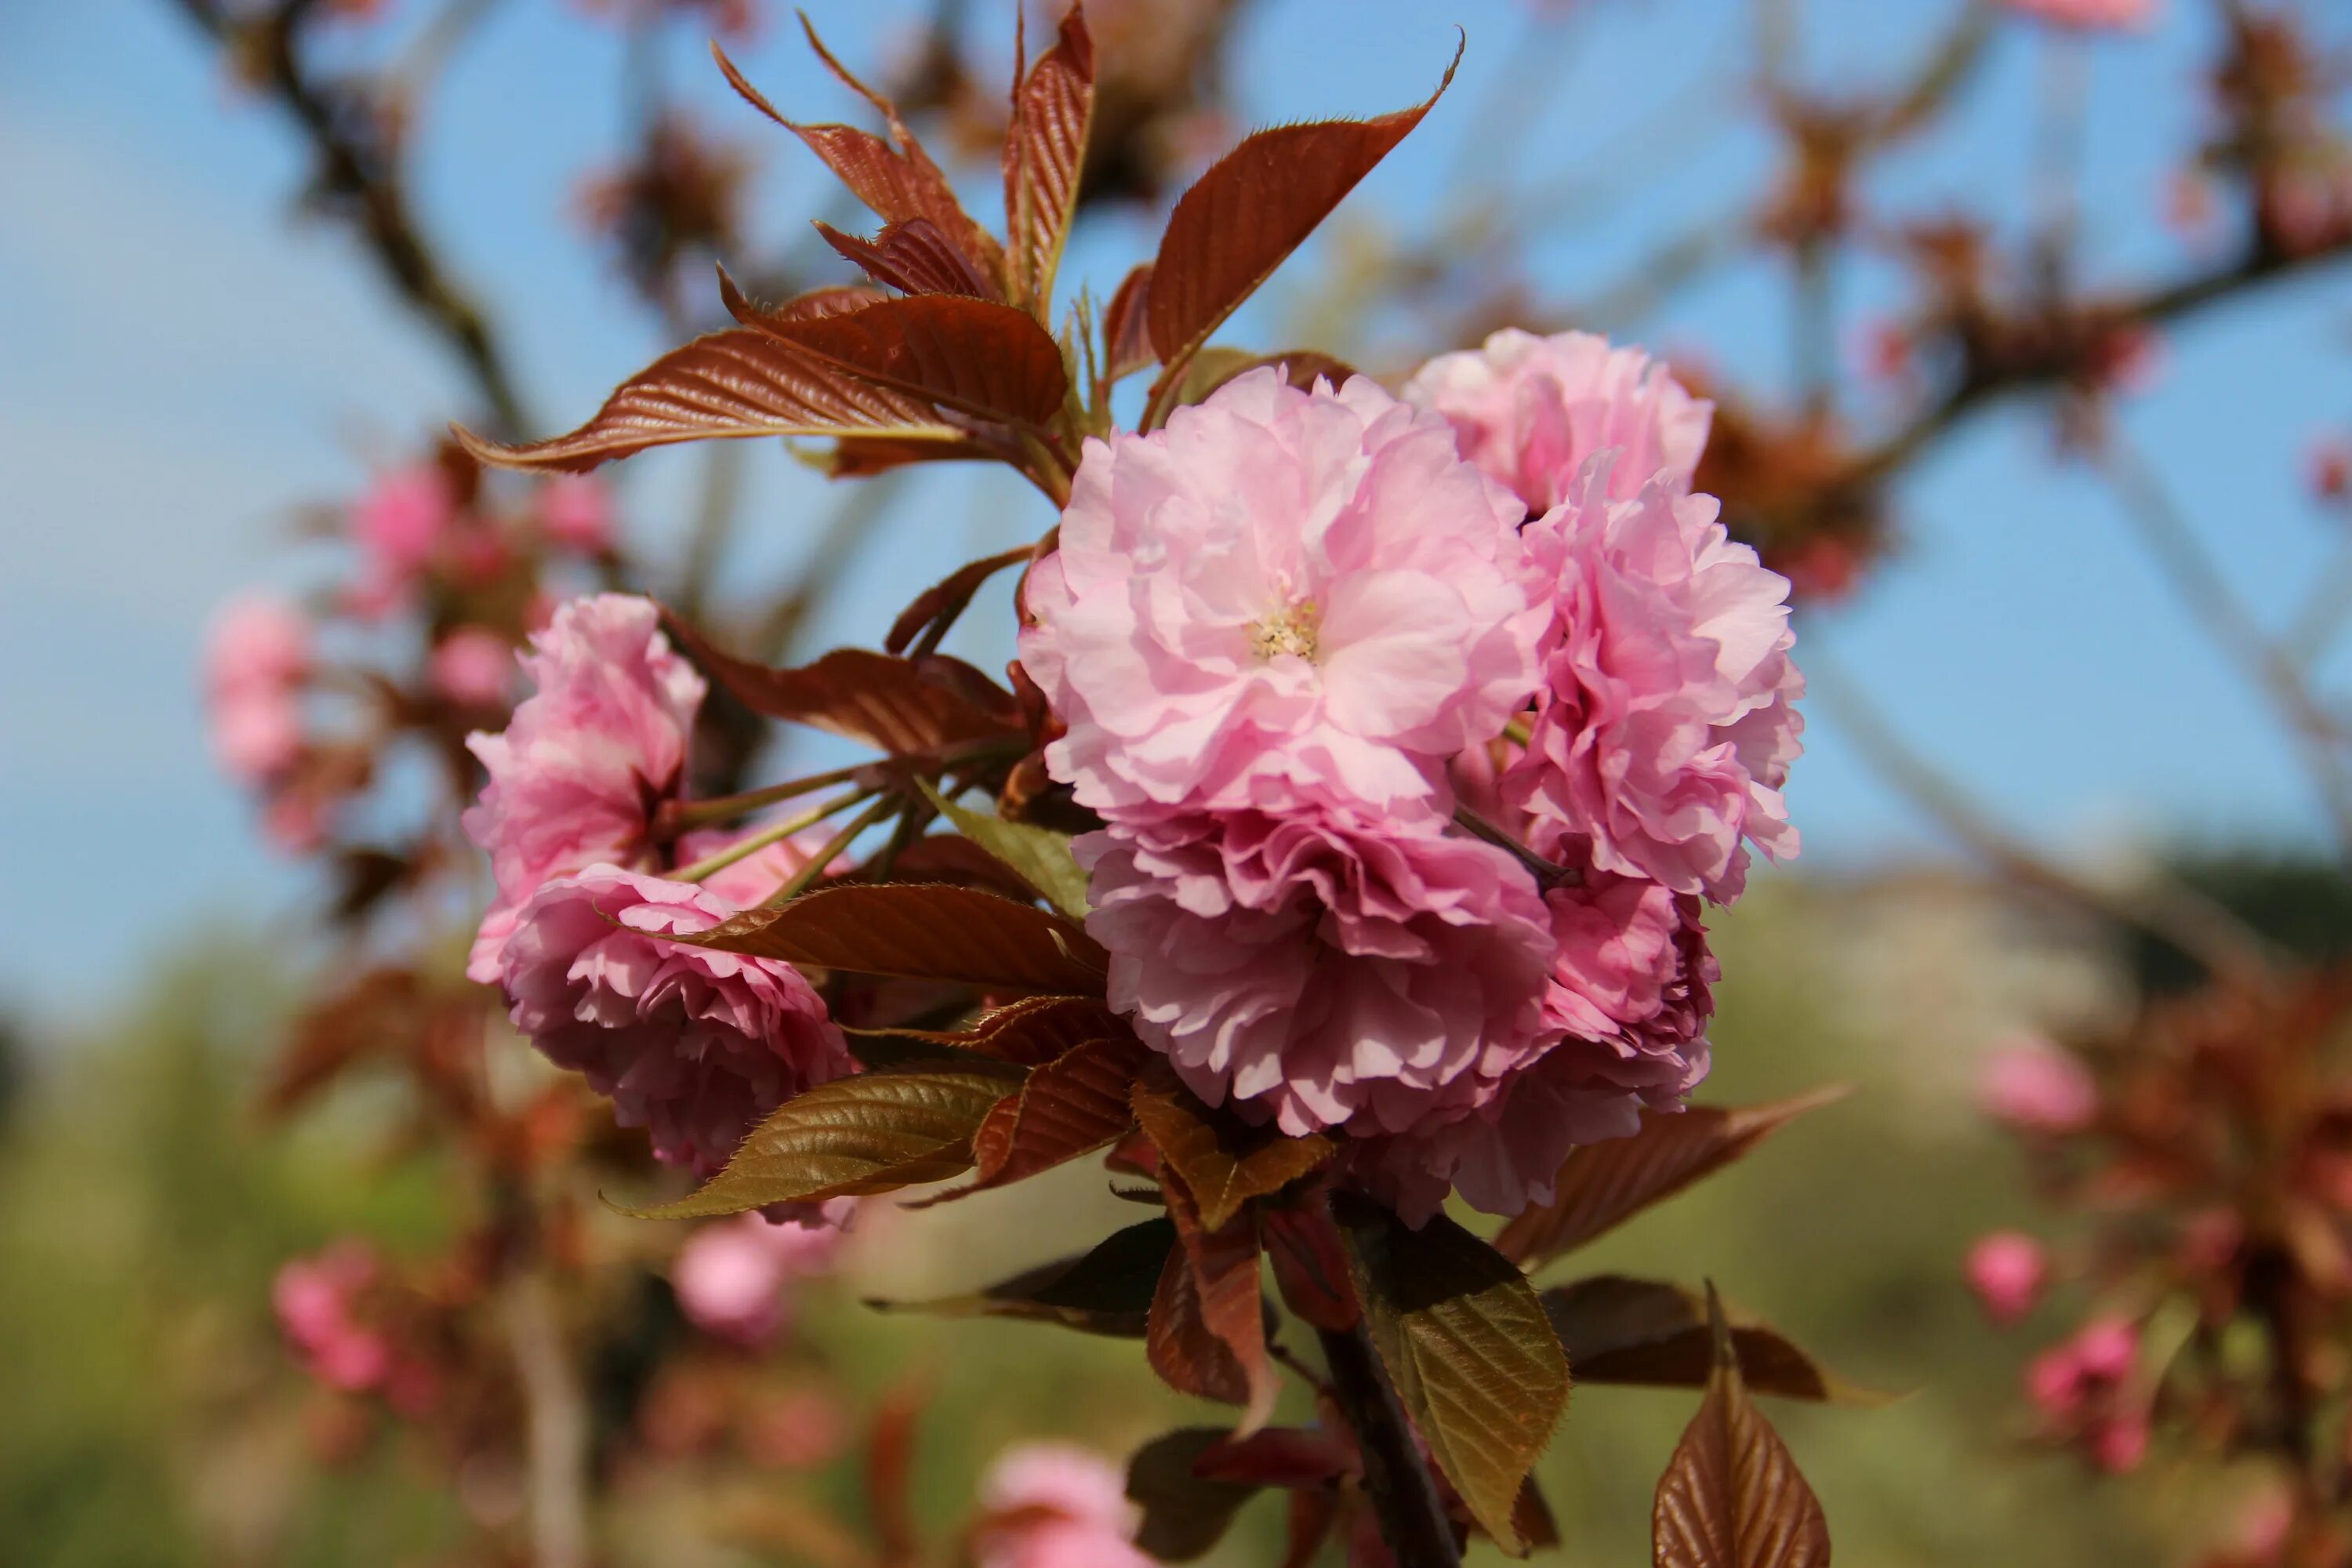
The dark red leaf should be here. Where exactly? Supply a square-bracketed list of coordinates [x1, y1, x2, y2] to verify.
[935, 1032, 1149, 1197]
[1495, 1087, 1851, 1271]
[660, 611, 1022, 756]
[1154, 1171, 1277, 1433]
[452, 327, 962, 474]
[737, 294, 1071, 429]
[886, 546, 1032, 655]
[869, 1215, 1172, 1338]
[826, 434, 996, 477]
[1651, 1287, 1831, 1568]
[713, 34, 1004, 289]
[1132, 1074, 1334, 1232]
[1264, 1203, 1359, 1332]
[874, 833, 1054, 904]
[1102, 262, 1155, 380]
[1002, 2, 1095, 310]
[672, 882, 1109, 996]
[1145, 37, 1460, 373]
[815, 217, 996, 299]
[1191, 1427, 1353, 1490]
[1126, 1428, 1262, 1561]
[1542, 1276, 1887, 1406]
[717, 270, 889, 328]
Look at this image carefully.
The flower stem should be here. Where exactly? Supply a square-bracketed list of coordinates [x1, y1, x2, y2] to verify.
[1316, 1319, 1463, 1568]
[655, 764, 879, 837]
[1452, 805, 1578, 891]
[762, 794, 899, 907]
[1502, 717, 1532, 749]
[670, 789, 872, 884]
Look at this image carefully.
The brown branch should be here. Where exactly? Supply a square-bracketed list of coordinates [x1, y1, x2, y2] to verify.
[1316, 1319, 1463, 1568]
[164, 0, 529, 434]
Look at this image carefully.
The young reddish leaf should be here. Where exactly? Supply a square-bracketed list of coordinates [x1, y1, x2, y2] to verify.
[1126, 1428, 1263, 1562]
[1132, 1076, 1334, 1232]
[1282, 1489, 1341, 1568]
[815, 217, 995, 299]
[670, 882, 1109, 996]
[1098, 263, 1156, 384]
[918, 780, 1091, 919]
[871, 995, 1127, 1067]
[1263, 1203, 1360, 1333]
[1002, 2, 1095, 310]
[1150, 1189, 1274, 1432]
[869, 1214, 1174, 1338]
[1145, 37, 1461, 374]
[1652, 1287, 1831, 1568]
[886, 546, 1032, 655]
[1190, 1427, 1354, 1490]
[1495, 1087, 1852, 1271]
[452, 328, 964, 474]
[713, 35, 1004, 289]
[1543, 1276, 1889, 1406]
[945, 1032, 1149, 1196]
[739, 295, 1072, 430]
[620, 1054, 1025, 1219]
[717, 269, 890, 328]
[826, 434, 996, 478]
[1188, 348, 1359, 402]
[1516, 1477, 1564, 1552]
[1334, 1191, 1570, 1555]
[659, 611, 1022, 755]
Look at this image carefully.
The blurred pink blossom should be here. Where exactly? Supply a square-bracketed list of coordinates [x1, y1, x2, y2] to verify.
[347, 464, 456, 619]
[496, 865, 853, 1175]
[671, 1203, 853, 1346]
[273, 1241, 391, 1393]
[1404, 328, 1712, 514]
[1021, 368, 1547, 823]
[1998, 0, 2156, 30]
[463, 593, 705, 982]
[1981, 1033, 2098, 1132]
[973, 1443, 1154, 1568]
[203, 594, 311, 785]
[539, 474, 615, 554]
[1966, 1231, 2049, 1325]
[428, 626, 515, 708]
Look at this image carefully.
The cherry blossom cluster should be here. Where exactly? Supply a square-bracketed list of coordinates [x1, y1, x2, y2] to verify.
[1022, 334, 1803, 1221]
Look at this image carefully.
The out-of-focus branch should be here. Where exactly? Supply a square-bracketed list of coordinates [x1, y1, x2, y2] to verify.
[164, 0, 530, 434]
[503, 1266, 591, 1568]
[1806, 640, 2282, 984]
[2094, 434, 2352, 858]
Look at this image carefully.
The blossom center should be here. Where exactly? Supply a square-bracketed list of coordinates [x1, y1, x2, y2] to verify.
[1249, 599, 1322, 663]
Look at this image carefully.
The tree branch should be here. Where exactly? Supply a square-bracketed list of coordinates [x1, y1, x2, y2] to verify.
[1316, 1319, 1461, 1568]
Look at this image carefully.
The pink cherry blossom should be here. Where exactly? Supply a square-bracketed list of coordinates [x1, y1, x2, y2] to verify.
[1357, 866, 1715, 1221]
[204, 594, 311, 784]
[671, 1202, 853, 1346]
[973, 1443, 1154, 1568]
[347, 463, 456, 618]
[463, 593, 705, 982]
[1021, 368, 1548, 822]
[273, 1240, 392, 1392]
[1980, 1033, 2098, 1133]
[1080, 808, 1555, 1142]
[1998, 0, 2156, 31]
[1504, 470, 1803, 902]
[1403, 328, 1713, 514]
[540, 474, 615, 553]
[428, 626, 515, 708]
[1966, 1231, 2049, 1325]
[495, 865, 853, 1175]
[2090, 1413, 2151, 1472]
[2025, 1343, 2085, 1417]
[2072, 1316, 2139, 1382]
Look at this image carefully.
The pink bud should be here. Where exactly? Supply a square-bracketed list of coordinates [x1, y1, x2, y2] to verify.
[2024, 1344, 2085, 1417]
[2090, 1413, 2150, 1473]
[428, 626, 515, 709]
[1980, 1034, 2098, 1133]
[540, 475, 615, 554]
[2072, 1316, 2139, 1383]
[1966, 1232, 2048, 1326]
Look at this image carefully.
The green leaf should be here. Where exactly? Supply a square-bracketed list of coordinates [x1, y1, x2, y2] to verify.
[869, 1216, 1174, 1338]
[1335, 1192, 1569, 1555]
[916, 779, 1092, 919]
[1651, 1287, 1831, 1568]
[619, 1054, 1023, 1219]
[1496, 1087, 1850, 1272]
[1542, 1276, 1889, 1406]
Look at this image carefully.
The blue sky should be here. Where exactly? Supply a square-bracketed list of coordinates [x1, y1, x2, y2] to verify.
[3, 0, 2347, 1025]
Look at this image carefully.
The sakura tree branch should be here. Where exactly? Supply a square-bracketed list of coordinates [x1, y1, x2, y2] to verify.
[1316, 1318, 1462, 1568]
[163, 0, 530, 434]
[1804, 638, 2282, 984]
[502, 1267, 592, 1568]
[2094, 433, 2352, 861]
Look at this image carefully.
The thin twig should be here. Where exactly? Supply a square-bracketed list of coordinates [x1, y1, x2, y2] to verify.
[503, 1267, 591, 1568]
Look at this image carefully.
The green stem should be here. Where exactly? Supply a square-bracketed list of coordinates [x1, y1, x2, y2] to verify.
[657, 764, 879, 837]
[1453, 805, 1578, 891]
[671, 789, 872, 884]
[762, 795, 899, 907]
[1501, 717, 1532, 749]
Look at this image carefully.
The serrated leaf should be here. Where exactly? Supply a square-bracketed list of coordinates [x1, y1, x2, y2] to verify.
[815, 217, 995, 298]
[869, 995, 1126, 1066]
[1496, 1087, 1851, 1271]
[1652, 1287, 1831, 1568]
[621, 1056, 1023, 1219]
[717, 272, 891, 328]
[1149, 1193, 1272, 1430]
[673, 883, 1109, 996]
[1102, 263, 1154, 380]
[452, 327, 965, 474]
[659, 612, 1022, 756]
[739, 294, 1072, 429]
[886, 546, 1031, 655]
[1335, 1192, 1569, 1555]
[1132, 1076, 1333, 1232]
[1003, 2, 1094, 310]
[916, 1033, 1146, 1203]
[917, 780, 1091, 918]
[715, 34, 1004, 289]
[1144, 37, 1460, 378]
[869, 1215, 1173, 1337]
[1543, 1276, 1887, 1406]
[1126, 1428, 1261, 1562]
